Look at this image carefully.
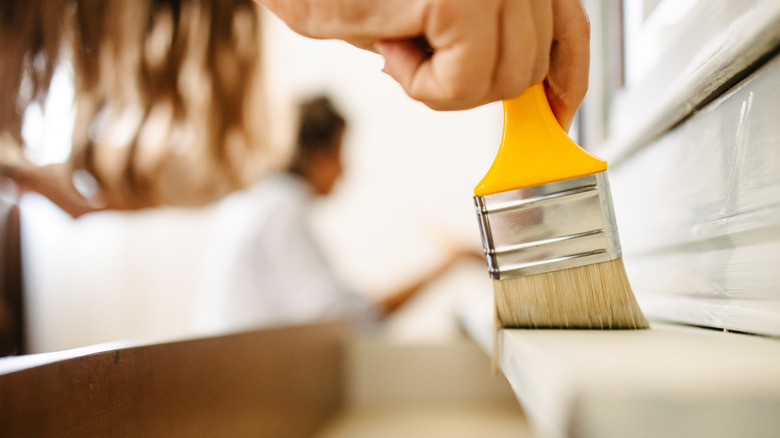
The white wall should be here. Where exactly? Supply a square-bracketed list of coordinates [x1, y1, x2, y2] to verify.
[21, 9, 500, 353]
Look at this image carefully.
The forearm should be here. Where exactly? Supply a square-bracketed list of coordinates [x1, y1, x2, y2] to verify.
[374, 258, 453, 319]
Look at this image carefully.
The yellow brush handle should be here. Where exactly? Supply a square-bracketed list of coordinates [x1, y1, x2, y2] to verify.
[474, 84, 607, 197]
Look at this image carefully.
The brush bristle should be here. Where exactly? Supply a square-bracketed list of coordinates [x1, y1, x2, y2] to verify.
[493, 257, 649, 329]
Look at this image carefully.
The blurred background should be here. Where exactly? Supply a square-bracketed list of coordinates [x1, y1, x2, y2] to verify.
[14, 7, 501, 353]
[9, 0, 780, 356]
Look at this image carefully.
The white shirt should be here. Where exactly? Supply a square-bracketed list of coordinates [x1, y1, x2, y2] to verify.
[192, 173, 374, 334]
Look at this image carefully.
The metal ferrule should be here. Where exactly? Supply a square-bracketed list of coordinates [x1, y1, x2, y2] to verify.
[474, 171, 622, 280]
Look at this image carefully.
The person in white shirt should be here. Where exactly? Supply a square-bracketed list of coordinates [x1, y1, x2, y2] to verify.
[194, 96, 475, 333]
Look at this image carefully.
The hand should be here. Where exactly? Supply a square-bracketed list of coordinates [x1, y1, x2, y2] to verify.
[2, 162, 106, 219]
[258, 0, 589, 127]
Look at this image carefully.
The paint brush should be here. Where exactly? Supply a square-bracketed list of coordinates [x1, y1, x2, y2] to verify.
[473, 84, 648, 336]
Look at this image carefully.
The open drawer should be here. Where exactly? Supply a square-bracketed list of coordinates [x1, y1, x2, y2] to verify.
[0, 321, 527, 437]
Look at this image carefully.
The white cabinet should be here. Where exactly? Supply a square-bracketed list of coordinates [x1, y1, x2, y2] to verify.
[584, 0, 780, 336]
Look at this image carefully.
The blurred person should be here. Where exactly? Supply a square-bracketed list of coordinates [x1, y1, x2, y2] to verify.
[1, 0, 589, 217]
[0, 0, 590, 345]
[193, 95, 478, 333]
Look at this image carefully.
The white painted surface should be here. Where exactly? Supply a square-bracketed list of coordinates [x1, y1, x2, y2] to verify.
[600, 0, 780, 165]
[499, 324, 780, 438]
[610, 17, 780, 337]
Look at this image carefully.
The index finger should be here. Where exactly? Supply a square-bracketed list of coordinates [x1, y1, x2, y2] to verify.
[258, 0, 427, 42]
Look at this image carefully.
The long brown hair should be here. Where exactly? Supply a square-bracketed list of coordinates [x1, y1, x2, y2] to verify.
[0, 0, 267, 208]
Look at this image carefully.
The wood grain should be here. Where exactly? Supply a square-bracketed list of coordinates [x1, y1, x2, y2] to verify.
[0, 197, 23, 356]
[0, 322, 348, 437]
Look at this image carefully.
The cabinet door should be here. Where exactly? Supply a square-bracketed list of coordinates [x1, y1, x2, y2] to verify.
[584, 0, 780, 161]
[583, 0, 780, 335]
